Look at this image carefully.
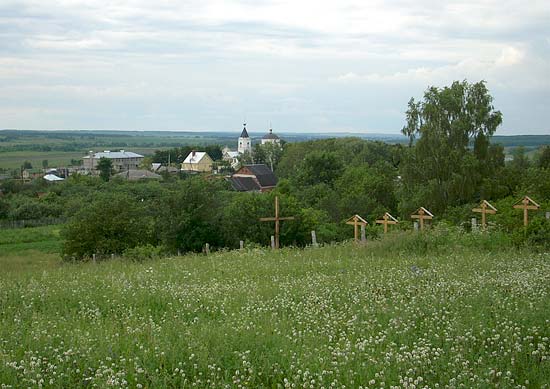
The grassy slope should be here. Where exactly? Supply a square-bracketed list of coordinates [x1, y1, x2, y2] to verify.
[0, 230, 549, 387]
[0, 225, 62, 273]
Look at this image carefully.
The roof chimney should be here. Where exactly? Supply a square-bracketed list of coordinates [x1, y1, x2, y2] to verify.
[192, 150, 196, 157]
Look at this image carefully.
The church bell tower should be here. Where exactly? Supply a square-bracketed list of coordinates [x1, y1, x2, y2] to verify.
[238, 123, 252, 154]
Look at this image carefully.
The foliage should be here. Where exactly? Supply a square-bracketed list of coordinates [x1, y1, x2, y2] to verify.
[96, 157, 113, 181]
[252, 142, 284, 171]
[123, 244, 165, 262]
[400, 80, 503, 212]
[155, 178, 227, 253]
[61, 192, 154, 259]
[511, 217, 550, 250]
[537, 145, 550, 169]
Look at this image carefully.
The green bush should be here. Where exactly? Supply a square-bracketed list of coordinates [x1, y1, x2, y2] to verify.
[512, 217, 550, 250]
[123, 244, 165, 262]
[61, 192, 155, 260]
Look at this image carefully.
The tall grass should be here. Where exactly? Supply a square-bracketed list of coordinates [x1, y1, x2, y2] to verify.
[0, 229, 549, 387]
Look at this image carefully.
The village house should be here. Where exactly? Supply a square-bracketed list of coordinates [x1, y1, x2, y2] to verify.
[82, 150, 144, 172]
[222, 150, 240, 169]
[181, 151, 214, 173]
[228, 164, 278, 192]
[22, 169, 43, 180]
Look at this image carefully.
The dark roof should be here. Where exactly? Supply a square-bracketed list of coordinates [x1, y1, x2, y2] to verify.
[114, 170, 162, 180]
[262, 129, 279, 140]
[228, 176, 260, 191]
[240, 124, 249, 138]
[243, 164, 277, 187]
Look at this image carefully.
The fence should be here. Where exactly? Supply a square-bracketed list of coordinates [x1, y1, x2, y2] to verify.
[0, 218, 65, 229]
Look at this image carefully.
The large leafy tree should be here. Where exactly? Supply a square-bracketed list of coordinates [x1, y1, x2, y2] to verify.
[62, 192, 154, 259]
[400, 80, 503, 212]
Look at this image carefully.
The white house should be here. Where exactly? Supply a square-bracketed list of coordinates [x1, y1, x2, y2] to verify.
[222, 150, 240, 169]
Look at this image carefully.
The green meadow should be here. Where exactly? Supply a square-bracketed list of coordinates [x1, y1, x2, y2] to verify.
[1, 226, 549, 387]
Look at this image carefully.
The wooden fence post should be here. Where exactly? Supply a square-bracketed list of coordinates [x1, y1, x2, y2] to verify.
[311, 230, 318, 246]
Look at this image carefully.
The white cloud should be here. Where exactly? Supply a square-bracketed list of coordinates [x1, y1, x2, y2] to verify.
[0, 0, 549, 133]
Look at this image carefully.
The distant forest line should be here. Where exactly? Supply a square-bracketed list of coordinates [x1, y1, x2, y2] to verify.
[1, 129, 548, 153]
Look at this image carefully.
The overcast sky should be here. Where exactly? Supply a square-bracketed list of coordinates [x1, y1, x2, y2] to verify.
[1, 0, 549, 134]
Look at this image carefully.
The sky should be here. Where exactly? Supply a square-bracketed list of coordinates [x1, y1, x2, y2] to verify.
[1, 0, 549, 135]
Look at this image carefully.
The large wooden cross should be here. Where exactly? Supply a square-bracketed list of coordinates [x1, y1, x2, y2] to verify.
[472, 200, 497, 229]
[411, 207, 433, 231]
[345, 215, 368, 242]
[376, 212, 398, 234]
[513, 196, 540, 226]
[259, 196, 294, 249]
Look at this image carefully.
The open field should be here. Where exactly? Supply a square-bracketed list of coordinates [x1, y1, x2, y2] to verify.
[1, 228, 549, 387]
[1, 130, 548, 170]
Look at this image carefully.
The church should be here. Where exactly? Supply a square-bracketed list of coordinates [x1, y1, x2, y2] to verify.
[222, 123, 282, 169]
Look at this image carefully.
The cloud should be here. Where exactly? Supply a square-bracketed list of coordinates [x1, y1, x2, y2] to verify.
[0, 0, 549, 133]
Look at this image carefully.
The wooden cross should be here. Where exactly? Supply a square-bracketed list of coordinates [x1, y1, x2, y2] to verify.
[376, 212, 398, 234]
[513, 196, 540, 226]
[411, 207, 433, 230]
[345, 215, 368, 242]
[472, 200, 497, 229]
[259, 196, 294, 249]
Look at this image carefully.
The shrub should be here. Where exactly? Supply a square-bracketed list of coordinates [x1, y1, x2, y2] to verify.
[123, 244, 165, 262]
[61, 192, 155, 260]
[511, 217, 550, 250]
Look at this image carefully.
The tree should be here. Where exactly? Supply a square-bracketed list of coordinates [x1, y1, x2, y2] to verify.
[510, 146, 530, 170]
[156, 178, 225, 252]
[253, 142, 284, 171]
[537, 146, 550, 169]
[96, 157, 113, 181]
[21, 161, 32, 170]
[399, 80, 503, 212]
[42, 160, 49, 169]
[295, 151, 343, 188]
[61, 192, 154, 259]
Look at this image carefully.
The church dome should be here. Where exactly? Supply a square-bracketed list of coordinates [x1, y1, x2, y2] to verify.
[262, 128, 279, 140]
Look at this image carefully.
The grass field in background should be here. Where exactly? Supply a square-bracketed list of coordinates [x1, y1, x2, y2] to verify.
[0, 228, 549, 387]
[0, 225, 63, 274]
[0, 148, 165, 170]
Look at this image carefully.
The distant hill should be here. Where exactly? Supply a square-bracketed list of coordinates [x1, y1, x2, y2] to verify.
[491, 135, 550, 148]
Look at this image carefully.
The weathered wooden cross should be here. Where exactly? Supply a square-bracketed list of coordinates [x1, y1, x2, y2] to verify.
[376, 212, 398, 234]
[345, 214, 368, 242]
[411, 207, 433, 231]
[472, 200, 497, 229]
[513, 196, 540, 227]
[259, 196, 294, 249]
